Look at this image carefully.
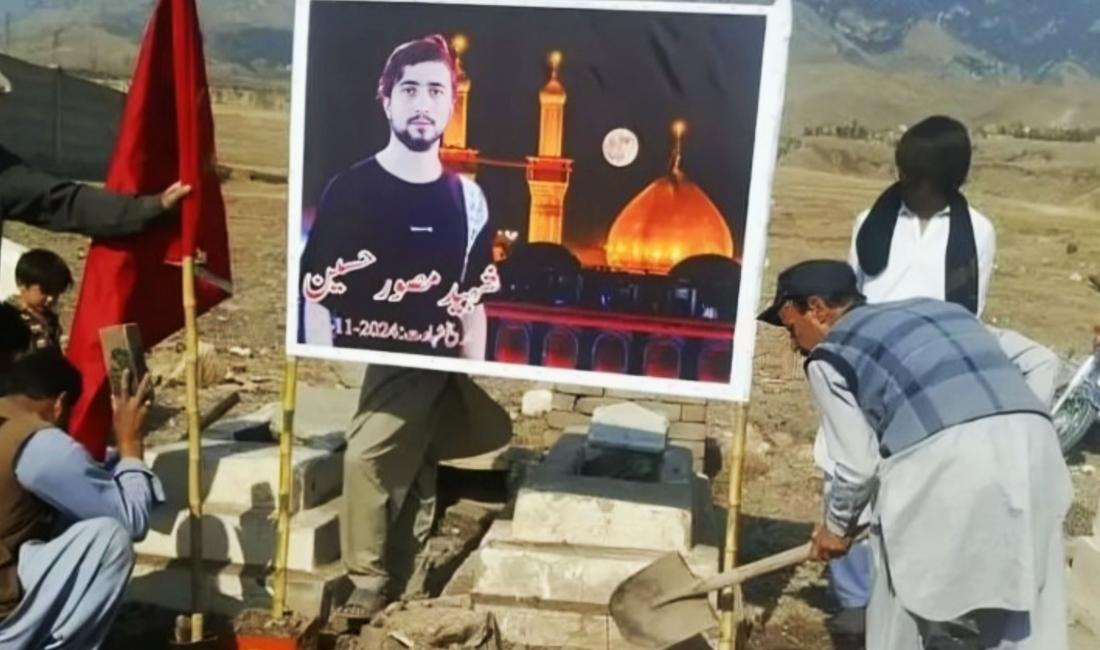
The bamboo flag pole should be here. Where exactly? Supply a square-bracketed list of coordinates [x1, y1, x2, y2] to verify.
[182, 255, 205, 642]
[272, 356, 299, 619]
[719, 401, 751, 650]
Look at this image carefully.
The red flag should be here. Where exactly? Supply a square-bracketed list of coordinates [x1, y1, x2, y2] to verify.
[66, 0, 231, 460]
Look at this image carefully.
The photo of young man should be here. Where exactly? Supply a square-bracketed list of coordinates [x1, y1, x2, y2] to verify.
[298, 34, 494, 360]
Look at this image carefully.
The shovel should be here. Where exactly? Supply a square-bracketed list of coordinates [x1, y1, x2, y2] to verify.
[610, 542, 812, 649]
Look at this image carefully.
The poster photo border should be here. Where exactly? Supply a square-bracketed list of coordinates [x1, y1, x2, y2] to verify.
[284, 0, 793, 402]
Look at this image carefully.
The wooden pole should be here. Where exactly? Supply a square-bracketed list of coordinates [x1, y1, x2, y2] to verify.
[272, 356, 298, 619]
[719, 401, 751, 650]
[183, 256, 205, 642]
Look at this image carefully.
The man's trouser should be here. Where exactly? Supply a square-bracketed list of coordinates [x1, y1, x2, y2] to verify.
[0, 518, 136, 650]
[340, 366, 511, 594]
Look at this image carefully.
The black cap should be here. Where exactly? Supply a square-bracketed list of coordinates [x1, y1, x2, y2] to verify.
[757, 260, 859, 326]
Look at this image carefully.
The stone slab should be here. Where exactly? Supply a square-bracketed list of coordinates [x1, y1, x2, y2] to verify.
[1071, 536, 1100, 639]
[512, 435, 694, 552]
[128, 556, 352, 620]
[479, 605, 609, 649]
[589, 402, 669, 454]
[145, 438, 342, 515]
[472, 521, 718, 607]
[135, 499, 340, 572]
[522, 389, 554, 417]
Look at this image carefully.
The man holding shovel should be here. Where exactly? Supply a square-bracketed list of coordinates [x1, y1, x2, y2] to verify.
[758, 260, 1072, 650]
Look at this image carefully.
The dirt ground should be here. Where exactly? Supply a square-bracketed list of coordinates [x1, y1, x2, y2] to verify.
[7, 104, 1099, 649]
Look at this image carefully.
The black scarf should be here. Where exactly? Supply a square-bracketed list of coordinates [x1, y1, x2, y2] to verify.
[855, 182, 979, 314]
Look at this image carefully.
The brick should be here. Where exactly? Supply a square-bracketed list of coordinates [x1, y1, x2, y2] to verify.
[550, 392, 577, 411]
[681, 404, 706, 423]
[605, 388, 656, 400]
[706, 402, 734, 425]
[554, 383, 605, 396]
[575, 396, 622, 415]
[547, 410, 590, 429]
[670, 422, 707, 441]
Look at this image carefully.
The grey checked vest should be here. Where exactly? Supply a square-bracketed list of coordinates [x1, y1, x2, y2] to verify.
[808, 298, 1048, 457]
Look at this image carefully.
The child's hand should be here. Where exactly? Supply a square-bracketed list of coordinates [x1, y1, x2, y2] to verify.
[111, 369, 153, 459]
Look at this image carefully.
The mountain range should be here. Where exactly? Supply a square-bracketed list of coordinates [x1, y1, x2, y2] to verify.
[1, 1, 1099, 127]
[2, 0, 1098, 82]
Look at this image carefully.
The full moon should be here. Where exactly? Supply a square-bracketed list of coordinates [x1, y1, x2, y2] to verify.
[602, 128, 639, 168]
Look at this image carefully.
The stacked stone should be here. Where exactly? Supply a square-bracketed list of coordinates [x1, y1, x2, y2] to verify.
[524, 384, 734, 474]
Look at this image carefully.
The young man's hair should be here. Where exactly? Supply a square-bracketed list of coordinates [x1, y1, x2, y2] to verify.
[15, 248, 74, 296]
[1, 350, 82, 406]
[376, 34, 457, 101]
[895, 115, 972, 195]
[0, 303, 30, 373]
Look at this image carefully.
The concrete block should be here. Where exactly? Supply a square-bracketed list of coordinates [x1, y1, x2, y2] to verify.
[670, 422, 708, 441]
[513, 436, 694, 552]
[576, 397, 623, 415]
[681, 405, 706, 423]
[555, 383, 606, 396]
[128, 556, 352, 620]
[589, 402, 670, 454]
[472, 523, 718, 606]
[1071, 536, 1100, 638]
[522, 389, 554, 416]
[548, 410, 591, 429]
[479, 605, 608, 649]
[145, 438, 342, 515]
[135, 499, 340, 572]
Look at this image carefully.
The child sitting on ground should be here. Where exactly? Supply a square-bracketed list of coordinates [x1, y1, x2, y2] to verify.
[5, 248, 73, 353]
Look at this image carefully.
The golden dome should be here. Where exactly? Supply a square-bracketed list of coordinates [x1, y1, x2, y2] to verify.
[605, 121, 735, 274]
[541, 51, 565, 97]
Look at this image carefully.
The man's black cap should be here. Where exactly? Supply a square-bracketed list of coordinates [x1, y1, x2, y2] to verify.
[757, 260, 859, 326]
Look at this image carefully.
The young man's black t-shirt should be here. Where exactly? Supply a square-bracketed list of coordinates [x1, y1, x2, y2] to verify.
[299, 157, 493, 356]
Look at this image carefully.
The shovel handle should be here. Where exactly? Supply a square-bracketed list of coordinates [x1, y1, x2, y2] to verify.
[656, 542, 813, 605]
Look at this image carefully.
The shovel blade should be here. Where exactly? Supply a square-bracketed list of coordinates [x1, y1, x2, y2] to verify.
[610, 552, 718, 649]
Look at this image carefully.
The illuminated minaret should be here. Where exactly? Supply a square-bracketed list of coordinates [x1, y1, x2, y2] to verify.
[440, 34, 480, 179]
[525, 50, 573, 244]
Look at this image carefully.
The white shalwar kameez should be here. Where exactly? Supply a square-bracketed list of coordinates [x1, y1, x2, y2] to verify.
[807, 360, 1073, 650]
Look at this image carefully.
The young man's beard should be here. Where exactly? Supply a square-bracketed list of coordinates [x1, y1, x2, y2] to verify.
[392, 122, 440, 153]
